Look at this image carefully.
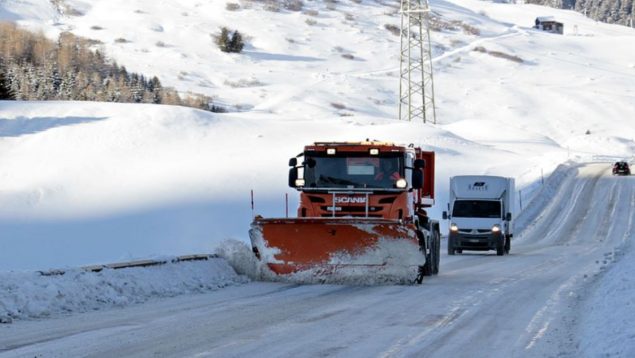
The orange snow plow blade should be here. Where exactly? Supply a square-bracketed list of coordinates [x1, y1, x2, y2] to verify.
[249, 217, 424, 275]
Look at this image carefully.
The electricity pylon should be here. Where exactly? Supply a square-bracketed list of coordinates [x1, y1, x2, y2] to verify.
[399, 0, 436, 124]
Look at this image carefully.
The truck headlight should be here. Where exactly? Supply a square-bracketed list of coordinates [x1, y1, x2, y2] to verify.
[450, 223, 458, 232]
[395, 178, 407, 189]
[295, 179, 305, 187]
[492, 225, 501, 233]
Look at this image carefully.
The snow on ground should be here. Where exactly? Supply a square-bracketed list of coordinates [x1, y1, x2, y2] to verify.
[578, 201, 635, 357]
[0, 258, 247, 323]
[1, 0, 635, 351]
[1, 162, 632, 357]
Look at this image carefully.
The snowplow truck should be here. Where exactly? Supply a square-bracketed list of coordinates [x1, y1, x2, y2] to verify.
[249, 141, 441, 283]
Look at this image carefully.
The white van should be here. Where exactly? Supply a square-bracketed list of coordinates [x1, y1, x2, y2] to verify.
[443, 176, 515, 256]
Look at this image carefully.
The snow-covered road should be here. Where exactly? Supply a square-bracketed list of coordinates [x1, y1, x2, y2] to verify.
[1, 163, 633, 357]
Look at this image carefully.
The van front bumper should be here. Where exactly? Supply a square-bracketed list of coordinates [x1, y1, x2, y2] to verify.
[449, 231, 503, 251]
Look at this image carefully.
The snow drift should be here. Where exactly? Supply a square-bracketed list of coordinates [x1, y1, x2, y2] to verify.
[0, 258, 248, 323]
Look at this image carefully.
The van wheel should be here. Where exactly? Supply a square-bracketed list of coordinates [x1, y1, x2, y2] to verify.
[504, 236, 511, 254]
[447, 237, 455, 256]
[496, 236, 505, 256]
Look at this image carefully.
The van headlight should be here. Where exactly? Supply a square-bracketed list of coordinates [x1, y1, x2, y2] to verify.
[492, 225, 501, 233]
[450, 223, 459, 232]
[395, 178, 407, 189]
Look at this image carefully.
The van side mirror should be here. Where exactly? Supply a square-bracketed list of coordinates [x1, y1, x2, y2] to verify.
[289, 157, 297, 167]
[506, 212, 512, 221]
[442, 211, 448, 220]
[412, 169, 423, 189]
[414, 159, 425, 169]
[289, 167, 298, 187]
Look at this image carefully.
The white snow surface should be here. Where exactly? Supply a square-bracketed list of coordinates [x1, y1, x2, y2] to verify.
[579, 256, 635, 357]
[1, 0, 635, 355]
[0, 258, 247, 323]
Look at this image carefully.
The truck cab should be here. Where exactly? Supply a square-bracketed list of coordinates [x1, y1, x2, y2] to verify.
[288, 141, 435, 222]
[443, 175, 515, 256]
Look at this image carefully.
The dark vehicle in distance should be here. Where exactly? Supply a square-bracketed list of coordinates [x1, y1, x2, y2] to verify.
[612, 161, 631, 176]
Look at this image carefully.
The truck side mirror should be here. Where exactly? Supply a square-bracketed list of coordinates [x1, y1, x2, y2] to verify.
[288, 167, 298, 187]
[289, 157, 297, 167]
[414, 159, 425, 169]
[442, 211, 448, 220]
[412, 169, 423, 189]
[506, 212, 512, 221]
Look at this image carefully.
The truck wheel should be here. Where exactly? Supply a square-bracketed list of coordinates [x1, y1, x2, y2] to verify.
[433, 230, 440, 275]
[423, 242, 433, 277]
[422, 250, 433, 276]
[447, 236, 456, 256]
[420, 261, 432, 278]
[504, 236, 511, 254]
[415, 267, 424, 284]
[417, 231, 432, 277]
[496, 236, 505, 256]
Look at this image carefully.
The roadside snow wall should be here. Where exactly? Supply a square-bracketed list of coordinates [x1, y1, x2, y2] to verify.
[0, 258, 248, 323]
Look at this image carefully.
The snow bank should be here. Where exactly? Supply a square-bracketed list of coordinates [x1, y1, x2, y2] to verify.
[514, 162, 581, 234]
[578, 238, 635, 356]
[0, 258, 248, 323]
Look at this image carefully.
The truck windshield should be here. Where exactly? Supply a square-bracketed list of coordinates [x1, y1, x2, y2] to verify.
[452, 200, 501, 218]
[303, 154, 404, 189]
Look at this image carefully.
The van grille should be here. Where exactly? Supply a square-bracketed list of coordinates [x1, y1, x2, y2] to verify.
[458, 229, 492, 234]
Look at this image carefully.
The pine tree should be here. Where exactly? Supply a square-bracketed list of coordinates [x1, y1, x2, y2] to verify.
[149, 76, 162, 104]
[91, 72, 104, 101]
[104, 76, 119, 102]
[619, 0, 633, 25]
[16, 65, 32, 100]
[229, 31, 244, 53]
[129, 73, 144, 103]
[216, 27, 244, 53]
[58, 70, 77, 100]
[6, 63, 22, 100]
[22, 63, 38, 100]
[117, 76, 132, 102]
[217, 27, 230, 52]
[118, 66, 129, 83]
[0, 60, 13, 100]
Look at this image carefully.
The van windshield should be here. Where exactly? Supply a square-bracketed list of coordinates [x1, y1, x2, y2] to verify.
[452, 200, 501, 218]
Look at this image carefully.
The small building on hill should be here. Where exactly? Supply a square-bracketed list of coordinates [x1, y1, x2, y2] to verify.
[534, 17, 564, 34]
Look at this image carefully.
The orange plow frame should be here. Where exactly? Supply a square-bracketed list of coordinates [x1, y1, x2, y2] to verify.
[249, 217, 424, 275]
